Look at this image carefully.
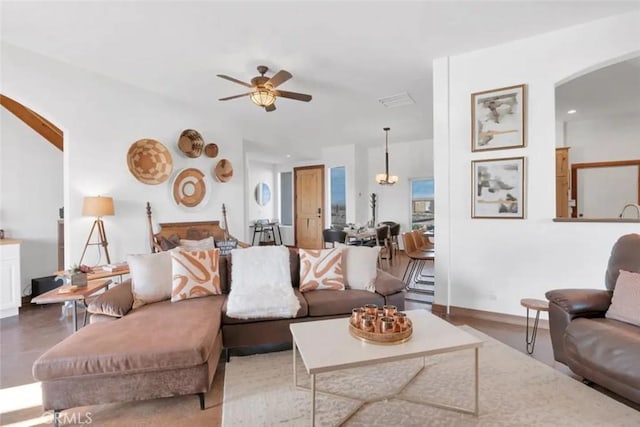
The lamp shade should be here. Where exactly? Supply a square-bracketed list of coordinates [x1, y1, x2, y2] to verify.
[250, 89, 276, 107]
[82, 196, 115, 217]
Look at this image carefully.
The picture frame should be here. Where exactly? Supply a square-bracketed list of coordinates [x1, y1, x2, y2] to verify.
[472, 156, 525, 219]
[471, 84, 526, 152]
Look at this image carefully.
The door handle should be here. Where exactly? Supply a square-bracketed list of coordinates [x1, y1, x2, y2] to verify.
[317, 207, 321, 218]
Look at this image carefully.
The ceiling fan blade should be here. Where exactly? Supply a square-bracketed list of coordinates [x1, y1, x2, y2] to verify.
[266, 70, 292, 88]
[275, 90, 312, 102]
[217, 74, 253, 88]
[218, 92, 252, 101]
[265, 104, 276, 112]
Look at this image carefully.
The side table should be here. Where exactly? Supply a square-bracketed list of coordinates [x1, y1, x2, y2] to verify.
[53, 263, 129, 283]
[520, 298, 549, 355]
[31, 279, 112, 332]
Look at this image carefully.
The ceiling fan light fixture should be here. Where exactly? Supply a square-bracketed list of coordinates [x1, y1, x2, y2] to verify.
[376, 127, 398, 186]
[250, 88, 276, 107]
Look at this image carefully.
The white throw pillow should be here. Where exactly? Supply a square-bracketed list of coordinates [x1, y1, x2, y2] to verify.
[179, 236, 215, 251]
[226, 246, 300, 319]
[605, 269, 640, 326]
[336, 243, 379, 292]
[299, 248, 345, 292]
[127, 251, 173, 309]
[170, 248, 222, 302]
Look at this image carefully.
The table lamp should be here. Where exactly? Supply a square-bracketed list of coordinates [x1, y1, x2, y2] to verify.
[79, 196, 115, 265]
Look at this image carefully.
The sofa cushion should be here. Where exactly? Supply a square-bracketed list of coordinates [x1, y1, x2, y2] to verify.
[225, 248, 299, 289]
[304, 289, 384, 317]
[179, 236, 215, 251]
[336, 243, 378, 292]
[127, 251, 173, 309]
[564, 317, 640, 388]
[87, 280, 133, 317]
[605, 270, 640, 326]
[222, 289, 308, 325]
[170, 248, 222, 302]
[375, 270, 407, 296]
[299, 248, 345, 292]
[226, 246, 300, 319]
[159, 233, 180, 251]
[33, 296, 224, 381]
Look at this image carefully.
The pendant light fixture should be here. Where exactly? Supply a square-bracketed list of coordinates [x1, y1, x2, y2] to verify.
[375, 127, 398, 185]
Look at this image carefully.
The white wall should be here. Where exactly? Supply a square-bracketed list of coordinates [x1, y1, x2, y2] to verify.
[564, 113, 640, 164]
[1, 43, 246, 267]
[566, 114, 640, 217]
[367, 139, 433, 249]
[433, 11, 640, 316]
[246, 158, 276, 242]
[0, 109, 63, 294]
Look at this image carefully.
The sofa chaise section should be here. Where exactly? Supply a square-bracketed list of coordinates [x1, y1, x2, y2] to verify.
[33, 295, 224, 411]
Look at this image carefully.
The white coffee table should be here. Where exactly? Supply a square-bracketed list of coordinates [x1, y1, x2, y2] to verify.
[289, 309, 483, 426]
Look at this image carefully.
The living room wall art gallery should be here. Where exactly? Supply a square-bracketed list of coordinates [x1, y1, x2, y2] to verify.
[126, 129, 233, 209]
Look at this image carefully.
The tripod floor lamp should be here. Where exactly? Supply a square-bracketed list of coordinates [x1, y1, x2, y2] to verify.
[79, 196, 114, 266]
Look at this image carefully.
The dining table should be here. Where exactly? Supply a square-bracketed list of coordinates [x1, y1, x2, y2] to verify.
[344, 227, 393, 263]
[344, 228, 376, 242]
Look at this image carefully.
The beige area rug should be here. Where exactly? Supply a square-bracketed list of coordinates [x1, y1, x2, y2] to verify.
[222, 326, 640, 426]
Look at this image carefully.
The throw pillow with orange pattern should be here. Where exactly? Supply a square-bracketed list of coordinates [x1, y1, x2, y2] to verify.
[299, 248, 345, 292]
[170, 248, 222, 302]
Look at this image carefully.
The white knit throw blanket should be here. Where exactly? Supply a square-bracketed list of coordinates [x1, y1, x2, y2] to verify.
[226, 246, 301, 319]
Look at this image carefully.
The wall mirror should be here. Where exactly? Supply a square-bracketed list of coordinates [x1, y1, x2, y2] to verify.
[254, 182, 271, 206]
[555, 56, 640, 220]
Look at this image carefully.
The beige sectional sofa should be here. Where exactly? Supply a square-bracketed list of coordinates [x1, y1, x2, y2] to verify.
[32, 248, 405, 420]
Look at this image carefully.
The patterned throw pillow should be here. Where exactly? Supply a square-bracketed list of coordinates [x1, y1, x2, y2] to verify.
[170, 248, 222, 302]
[605, 269, 640, 326]
[299, 248, 345, 292]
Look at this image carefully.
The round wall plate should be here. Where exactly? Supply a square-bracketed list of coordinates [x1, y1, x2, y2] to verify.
[127, 139, 173, 185]
[172, 168, 209, 208]
[214, 159, 234, 182]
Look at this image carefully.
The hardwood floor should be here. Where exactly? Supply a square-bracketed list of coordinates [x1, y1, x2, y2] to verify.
[1, 252, 637, 426]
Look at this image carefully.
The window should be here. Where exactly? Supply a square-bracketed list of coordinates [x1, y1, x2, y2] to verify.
[279, 172, 293, 226]
[411, 178, 434, 231]
[330, 166, 346, 228]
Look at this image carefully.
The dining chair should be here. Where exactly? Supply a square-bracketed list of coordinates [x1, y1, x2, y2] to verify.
[381, 221, 401, 256]
[411, 229, 434, 251]
[362, 225, 391, 268]
[322, 228, 347, 248]
[401, 231, 435, 289]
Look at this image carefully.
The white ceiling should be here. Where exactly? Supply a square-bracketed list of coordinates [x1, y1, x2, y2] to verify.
[556, 56, 640, 123]
[2, 1, 638, 160]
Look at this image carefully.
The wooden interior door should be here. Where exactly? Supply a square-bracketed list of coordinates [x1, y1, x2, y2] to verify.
[294, 165, 324, 249]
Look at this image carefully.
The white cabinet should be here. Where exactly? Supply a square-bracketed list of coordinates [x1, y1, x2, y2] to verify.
[0, 240, 22, 318]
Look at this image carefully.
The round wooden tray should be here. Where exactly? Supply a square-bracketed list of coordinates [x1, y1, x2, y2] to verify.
[349, 318, 413, 345]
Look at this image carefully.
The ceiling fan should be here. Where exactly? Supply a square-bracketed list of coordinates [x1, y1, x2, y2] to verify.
[217, 65, 312, 112]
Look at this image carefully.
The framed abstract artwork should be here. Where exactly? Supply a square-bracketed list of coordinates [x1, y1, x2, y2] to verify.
[471, 84, 526, 152]
[472, 157, 525, 219]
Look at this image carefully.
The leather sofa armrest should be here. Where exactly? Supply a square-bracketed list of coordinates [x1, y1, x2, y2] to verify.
[375, 270, 405, 296]
[545, 288, 612, 365]
[87, 279, 133, 318]
[545, 289, 612, 316]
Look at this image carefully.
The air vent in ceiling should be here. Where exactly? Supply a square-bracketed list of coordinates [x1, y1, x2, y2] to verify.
[378, 92, 415, 108]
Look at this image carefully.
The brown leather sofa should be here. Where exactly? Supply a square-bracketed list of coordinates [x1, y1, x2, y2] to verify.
[546, 233, 640, 404]
[32, 248, 405, 417]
